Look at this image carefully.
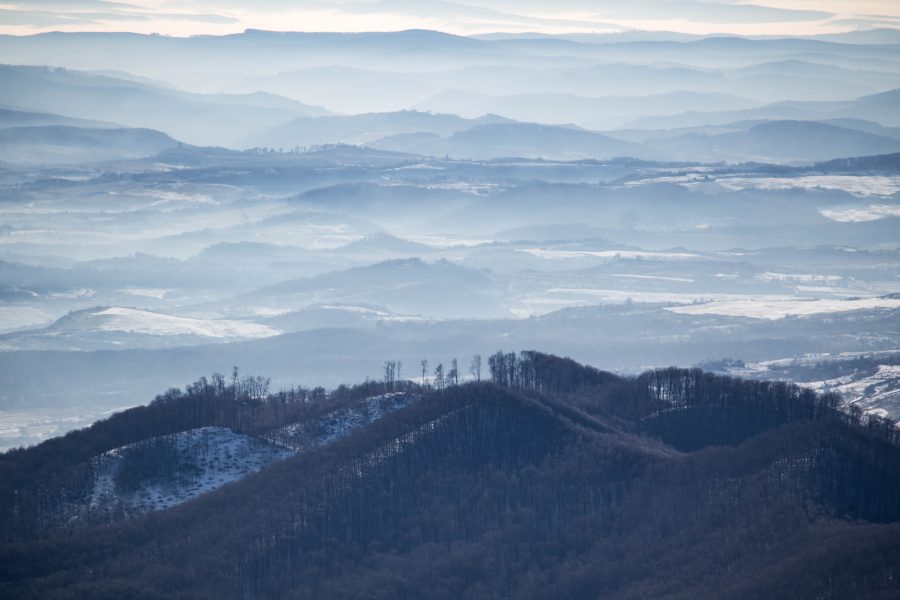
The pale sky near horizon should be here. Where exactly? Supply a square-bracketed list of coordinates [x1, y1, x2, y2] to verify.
[0, 0, 899, 37]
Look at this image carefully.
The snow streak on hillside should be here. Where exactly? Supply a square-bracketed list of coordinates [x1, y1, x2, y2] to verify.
[89, 427, 294, 517]
[264, 392, 416, 451]
[64, 393, 419, 523]
[668, 297, 900, 319]
[809, 365, 900, 419]
[75, 307, 280, 338]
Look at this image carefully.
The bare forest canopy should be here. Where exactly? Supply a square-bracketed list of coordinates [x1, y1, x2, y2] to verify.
[2, 351, 900, 598]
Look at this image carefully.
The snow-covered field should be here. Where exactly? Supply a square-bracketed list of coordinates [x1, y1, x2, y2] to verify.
[520, 249, 700, 261]
[668, 297, 900, 319]
[74, 307, 280, 338]
[0, 305, 60, 333]
[0, 405, 136, 451]
[717, 175, 900, 198]
[317, 304, 426, 322]
[612, 274, 695, 283]
[820, 204, 900, 223]
[625, 174, 900, 198]
[805, 365, 900, 419]
[712, 352, 900, 420]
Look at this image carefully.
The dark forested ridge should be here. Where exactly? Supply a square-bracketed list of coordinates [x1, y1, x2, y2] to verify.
[2, 351, 900, 599]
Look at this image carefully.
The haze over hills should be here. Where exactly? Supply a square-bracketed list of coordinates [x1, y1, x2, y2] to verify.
[0, 126, 180, 164]
[1, 18, 900, 599]
[0, 64, 329, 147]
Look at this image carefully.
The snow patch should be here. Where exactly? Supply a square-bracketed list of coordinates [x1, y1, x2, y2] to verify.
[118, 287, 171, 299]
[88, 307, 280, 338]
[668, 297, 900, 320]
[717, 175, 900, 198]
[265, 392, 416, 451]
[820, 204, 900, 223]
[87, 427, 294, 518]
[520, 249, 700, 261]
[612, 274, 695, 283]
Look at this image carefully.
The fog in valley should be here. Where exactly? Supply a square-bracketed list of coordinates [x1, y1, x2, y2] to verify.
[1, 27, 899, 450]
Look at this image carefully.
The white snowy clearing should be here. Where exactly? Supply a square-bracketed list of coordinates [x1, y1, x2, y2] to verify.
[0, 305, 59, 333]
[0, 405, 135, 452]
[88, 427, 295, 518]
[667, 297, 900, 320]
[756, 272, 843, 283]
[612, 274, 695, 283]
[118, 287, 172, 299]
[520, 249, 700, 261]
[265, 392, 415, 451]
[804, 365, 900, 419]
[83, 307, 280, 338]
[820, 204, 900, 223]
[317, 305, 426, 322]
[59, 393, 418, 523]
[716, 175, 900, 198]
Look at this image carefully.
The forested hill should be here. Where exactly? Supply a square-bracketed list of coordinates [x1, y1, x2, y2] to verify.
[2, 352, 900, 599]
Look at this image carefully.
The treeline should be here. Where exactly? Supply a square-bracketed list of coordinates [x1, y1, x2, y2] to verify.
[487, 350, 620, 394]
[486, 350, 900, 449]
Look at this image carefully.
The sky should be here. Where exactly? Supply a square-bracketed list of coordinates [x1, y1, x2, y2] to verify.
[1, 0, 899, 37]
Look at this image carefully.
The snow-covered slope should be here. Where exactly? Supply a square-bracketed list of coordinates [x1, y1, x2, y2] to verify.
[0, 306, 281, 350]
[53, 393, 419, 526]
[668, 297, 900, 320]
[809, 365, 900, 419]
[88, 427, 294, 519]
[709, 352, 900, 419]
[264, 392, 416, 451]
[64, 306, 280, 338]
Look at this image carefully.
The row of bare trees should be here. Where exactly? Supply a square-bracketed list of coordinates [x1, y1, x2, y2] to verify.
[382, 355, 483, 391]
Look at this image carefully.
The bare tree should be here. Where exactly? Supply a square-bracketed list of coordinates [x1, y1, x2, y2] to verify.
[383, 361, 396, 390]
[470, 354, 482, 381]
[420, 359, 429, 387]
[434, 363, 445, 391]
[449, 358, 459, 386]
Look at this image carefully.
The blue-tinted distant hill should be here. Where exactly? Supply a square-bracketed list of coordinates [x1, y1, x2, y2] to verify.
[629, 87, 900, 130]
[0, 125, 180, 164]
[0, 64, 328, 147]
[240, 110, 514, 149]
[371, 122, 656, 161]
[228, 258, 506, 319]
[649, 120, 900, 163]
[0, 107, 116, 129]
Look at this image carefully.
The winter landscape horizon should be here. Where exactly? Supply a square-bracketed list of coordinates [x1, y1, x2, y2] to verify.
[1, 2, 900, 598]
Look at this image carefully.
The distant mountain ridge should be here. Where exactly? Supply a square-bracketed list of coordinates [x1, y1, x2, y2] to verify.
[0, 125, 180, 164]
[0, 64, 329, 147]
[240, 110, 515, 149]
[650, 120, 900, 163]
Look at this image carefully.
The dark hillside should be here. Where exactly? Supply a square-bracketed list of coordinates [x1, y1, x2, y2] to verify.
[1, 352, 899, 598]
